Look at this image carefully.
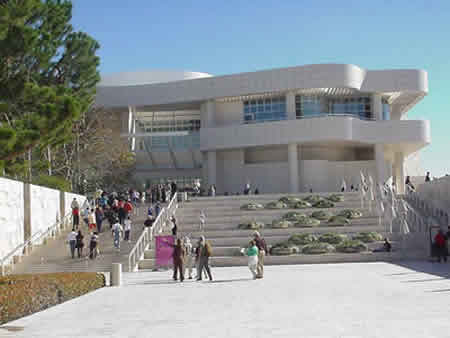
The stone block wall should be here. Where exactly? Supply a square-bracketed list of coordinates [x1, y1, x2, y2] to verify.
[0, 178, 25, 263]
[0, 178, 86, 263]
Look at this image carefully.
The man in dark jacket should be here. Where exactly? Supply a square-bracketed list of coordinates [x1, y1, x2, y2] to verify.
[253, 231, 268, 279]
[197, 236, 213, 281]
[165, 238, 185, 282]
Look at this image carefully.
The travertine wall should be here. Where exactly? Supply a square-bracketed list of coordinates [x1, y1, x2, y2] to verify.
[30, 185, 60, 244]
[0, 177, 24, 262]
[0, 177, 87, 262]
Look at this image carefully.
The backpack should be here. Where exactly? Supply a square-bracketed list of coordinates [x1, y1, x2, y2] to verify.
[205, 242, 212, 257]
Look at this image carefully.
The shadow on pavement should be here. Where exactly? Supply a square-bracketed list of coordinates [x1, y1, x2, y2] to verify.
[390, 261, 450, 280]
[401, 277, 448, 283]
[427, 289, 450, 293]
[126, 277, 253, 286]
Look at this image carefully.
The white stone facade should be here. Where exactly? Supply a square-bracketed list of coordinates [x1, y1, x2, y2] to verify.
[96, 64, 430, 194]
[30, 185, 60, 244]
[0, 177, 24, 262]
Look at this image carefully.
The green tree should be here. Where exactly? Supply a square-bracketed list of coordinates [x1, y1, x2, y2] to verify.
[0, 0, 100, 176]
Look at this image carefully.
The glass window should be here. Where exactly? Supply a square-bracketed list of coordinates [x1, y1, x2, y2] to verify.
[243, 96, 286, 123]
[296, 96, 323, 118]
[382, 102, 390, 120]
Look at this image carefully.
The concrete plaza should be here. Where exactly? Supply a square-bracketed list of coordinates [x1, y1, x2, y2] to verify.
[1, 262, 450, 338]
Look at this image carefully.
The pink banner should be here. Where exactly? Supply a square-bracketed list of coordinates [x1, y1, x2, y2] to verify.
[155, 235, 174, 267]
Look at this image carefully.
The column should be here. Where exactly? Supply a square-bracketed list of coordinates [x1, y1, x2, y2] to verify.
[288, 144, 299, 193]
[375, 144, 385, 185]
[206, 100, 215, 127]
[59, 191, 66, 228]
[372, 93, 383, 120]
[286, 91, 296, 120]
[394, 152, 405, 194]
[207, 151, 217, 187]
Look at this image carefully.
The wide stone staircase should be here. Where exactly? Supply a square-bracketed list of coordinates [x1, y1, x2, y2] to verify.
[138, 192, 428, 270]
[11, 207, 150, 275]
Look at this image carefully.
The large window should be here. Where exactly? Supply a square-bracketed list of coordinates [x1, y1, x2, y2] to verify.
[382, 99, 390, 120]
[243, 96, 286, 123]
[328, 96, 371, 119]
[295, 96, 323, 118]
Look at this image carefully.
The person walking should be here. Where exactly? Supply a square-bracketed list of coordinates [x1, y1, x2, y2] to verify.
[124, 216, 132, 242]
[118, 204, 127, 225]
[71, 198, 80, 211]
[171, 216, 178, 236]
[167, 238, 185, 282]
[75, 230, 84, 258]
[95, 207, 104, 233]
[124, 199, 133, 217]
[67, 229, 77, 259]
[242, 240, 259, 279]
[197, 236, 213, 281]
[88, 209, 96, 232]
[425, 171, 431, 182]
[253, 231, 268, 279]
[199, 210, 205, 232]
[434, 230, 447, 263]
[112, 220, 124, 251]
[89, 232, 99, 259]
[72, 206, 80, 229]
[183, 236, 194, 279]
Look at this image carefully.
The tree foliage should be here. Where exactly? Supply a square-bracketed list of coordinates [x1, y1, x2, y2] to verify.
[0, 0, 100, 172]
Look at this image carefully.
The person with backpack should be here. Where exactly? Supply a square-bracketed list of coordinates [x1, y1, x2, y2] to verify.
[253, 231, 268, 279]
[89, 232, 99, 259]
[197, 236, 213, 281]
[72, 206, 80, 229]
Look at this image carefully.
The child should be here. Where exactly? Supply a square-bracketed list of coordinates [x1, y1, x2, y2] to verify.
[241, 240, 259, 279]
[124, 216, 132, 242]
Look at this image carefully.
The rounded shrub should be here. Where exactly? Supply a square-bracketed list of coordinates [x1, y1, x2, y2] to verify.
[272, 219, 292, 229]
[313, 200, 335, 208]
[288, 233, 317, 245]
[238, 221, 265, 230]
[335, 240, 368, 253]
[352, 232, 383, 243]
[326, 216, 351, 226]
[311, 210, 333, 221]
[291, 200, 312, 209]
[265, 201, 288, 209]
[303, 195, 325, 204]
[240, 203, 264, 210]
[302, 242, 335, 254]
[318, 233, 348, 245]
[270, 242, 295, 255]
[279, 196, 302, 205]
[282, 212, 307, 222]
[338, 209, 363, 219]
[327, 194, 345, 202]
[293, 217, 320, 228]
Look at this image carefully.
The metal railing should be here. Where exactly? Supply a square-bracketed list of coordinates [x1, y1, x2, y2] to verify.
[243, 112, 377, 125]
[128, 192, 178, 272]
[1, 212, 72, 276]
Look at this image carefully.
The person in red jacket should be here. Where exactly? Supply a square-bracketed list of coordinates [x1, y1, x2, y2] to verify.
[434, 230, 447, 263]
[124, 200, 133, 216]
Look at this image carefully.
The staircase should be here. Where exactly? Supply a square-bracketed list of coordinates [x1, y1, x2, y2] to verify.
[138, 192, 427, 270]
[11, 207, 149, 275]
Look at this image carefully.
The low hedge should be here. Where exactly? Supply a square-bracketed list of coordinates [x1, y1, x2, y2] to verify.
[0, 272, 105, 325]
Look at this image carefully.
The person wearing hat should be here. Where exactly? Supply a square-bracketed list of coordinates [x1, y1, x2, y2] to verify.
[253, 231, 268, 278]
[197, 236, 213, 281]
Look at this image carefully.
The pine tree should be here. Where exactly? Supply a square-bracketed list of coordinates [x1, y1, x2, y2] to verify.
[0, 0, 100, 175]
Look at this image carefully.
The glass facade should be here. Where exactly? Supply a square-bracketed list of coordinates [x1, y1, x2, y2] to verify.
[328, 96, 371, 119]
[295, 96, 323, 118]
[382, 99, 390, 120]
[243, 96, 287, 122]
[140, 132, 200, 152]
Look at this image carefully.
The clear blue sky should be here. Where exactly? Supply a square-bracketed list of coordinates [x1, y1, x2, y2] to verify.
[72, 0, 449, 177]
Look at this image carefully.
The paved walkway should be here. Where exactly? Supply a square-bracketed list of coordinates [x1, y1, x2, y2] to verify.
[1, 262, 450, 338]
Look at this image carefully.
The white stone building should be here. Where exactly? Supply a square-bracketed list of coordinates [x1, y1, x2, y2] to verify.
[95, 64, 430, 194]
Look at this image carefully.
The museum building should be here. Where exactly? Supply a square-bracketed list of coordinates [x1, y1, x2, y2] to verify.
[95, 64, 430, 194]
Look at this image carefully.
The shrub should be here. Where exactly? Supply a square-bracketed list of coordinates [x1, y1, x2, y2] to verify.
[238, 221, 265, 230]
[293, 217, 320, 228]
[338, 209, 363, 219]
[335, 240, 368, 253]
[352, 232, 383, 243]
[240, 203, 264, 210]
[279, 196, 301, 205]
[291, 200, 312, 209]
[0, 272, 105, 325]
[303, 195, 325, 204]
[270, 242, 296, 255]
[271, 219, 292, 229]
[327, 194, 345, 202]
[282, 212, 307, 222]
[288, 233, 317, 245]
[318, 233, 348, 245]
[302, 243, 335, 254]
[311, 210, 333, 221]
[326, 216, 351, 226]
[313, 200, 335, 208]
[265, 201, 288, 209]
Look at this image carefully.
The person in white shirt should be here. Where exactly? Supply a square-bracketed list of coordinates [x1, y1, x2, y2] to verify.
[199, 210, 205, 232]
[124, 216, 132, 242]
[112, 221, 123, 251]
[70, 198, 79, 210]
[67, 229, 77, 259]
[183, 236, 194, 279]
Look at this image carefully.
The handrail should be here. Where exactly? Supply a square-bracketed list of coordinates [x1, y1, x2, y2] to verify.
[1, 212, 72, 276]
[128, 192, 178, 272]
